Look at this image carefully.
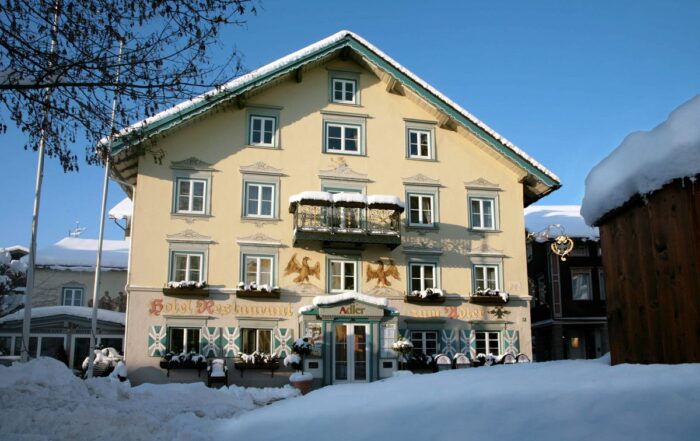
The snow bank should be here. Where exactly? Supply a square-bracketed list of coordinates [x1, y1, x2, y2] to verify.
[524, 205, 599, 240]
[218, 356, 700, 441]
[35, 237, 129, 270]
[0, 306, 125, 325]
[581, 95, 700, 225]
[0, 357, 299, 441]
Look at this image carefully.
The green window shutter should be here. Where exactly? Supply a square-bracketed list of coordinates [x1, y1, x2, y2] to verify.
[200, 326, 221, 357]
[440, 329, 457, 357]
[503, 330, 520, 355]
[468, 330, 477, 359]
[147, 325, 167, 357]
[459, 329, 470, 355]
[221, 327, 241, 357]
[273, 328, 294, 358]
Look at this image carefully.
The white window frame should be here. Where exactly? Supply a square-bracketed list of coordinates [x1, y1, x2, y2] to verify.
[571, 268, 593, 301]
[243, 255, 274, 286]
[175, 178, 207, 214]
[324, 122, 361, 154]
[407, 194, 435, 227]
[474, 264, 499, 291]
[249, 115, 277, 147]
[475, 331, 501, 356]
[331, 78, 357, 104]
[410, 330, 438, 356]
[409, 263, 437, 292]
[241, 328, 273, 354]
[61, 287, 84, 306]
[170, 252, 204, 283]
[470, 197, 496, 230]
[329, 259, 358, 292]
[167, 327, 201, 354]
[244, 182, 275, 218]
[407, 129, 432, 159]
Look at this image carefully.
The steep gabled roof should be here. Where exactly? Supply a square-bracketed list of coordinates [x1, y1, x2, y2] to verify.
[109, 30, 560, 200]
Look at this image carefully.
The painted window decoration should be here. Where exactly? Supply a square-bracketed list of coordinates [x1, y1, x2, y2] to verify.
[410, 263, 436, 292]
[408, 129, 432, 159]
[242, 328, 272, 354]
[61, 287, 84, 306]
[598, 268, 606, 300]
[168, 327, 201, 354]
[330, 260, 357, 292]
[245, 183, 275, 218]
[249, 115, 276, 146]
[408, 194, 434, 226]
[325, 123, 360, 154]
[331, 78, 357, 104]
[474, 265, 499, 291]
[410, 330, 438, 356]
[171, 252, 203, 283]
[475, 331, 500, 356]
[572, 269, 593, 300]
[244, 255, 273, 286]
[470, 197, 495, 230]
[176, 179, 206, 214]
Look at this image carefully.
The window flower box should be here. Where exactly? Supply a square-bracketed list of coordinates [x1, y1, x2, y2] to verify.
[162, 281, 209, 297]
[404, 288, 445, 303]
[235, 282, 281, 299]
[159, 352, 208, 377]
[233, 352, 280, 377]
[469, 288, 509, 304]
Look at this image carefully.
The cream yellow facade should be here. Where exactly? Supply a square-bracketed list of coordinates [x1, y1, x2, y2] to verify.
[114, 32, 558, 385]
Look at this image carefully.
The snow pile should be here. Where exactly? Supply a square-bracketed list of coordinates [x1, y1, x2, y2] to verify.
[473, 288, 510, 303]
[108, 197, 133, 220]
[0, 306, 125, 325]
[288, 191, 332, 204]
[524, 205, 599, 240]
[367, 195, 405, 208]
[311, 291, 389, 308]
[35, 237, 129, 270]
[407, 288, 444, 299]
[167, 280, 207, 289]
[0, 357, 299, 441]
[582, 95, 700, 225]
[218, 355, 700, 441]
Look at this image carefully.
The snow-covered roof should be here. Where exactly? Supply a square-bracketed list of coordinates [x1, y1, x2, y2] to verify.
[525, 205, 599, 240]
[289, 191, 404, 208]
[4, 245, 28, 254]
[581, 95, 700, 225]
[0, 306, 125, 325]
[35, 237, 129, 270]
[108, 198, 132, 220]
[312, 292, 389, 308]
[109, 30, 559, 192]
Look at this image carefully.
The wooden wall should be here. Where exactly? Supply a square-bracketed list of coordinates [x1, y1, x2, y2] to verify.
[599, 177, 700, 364]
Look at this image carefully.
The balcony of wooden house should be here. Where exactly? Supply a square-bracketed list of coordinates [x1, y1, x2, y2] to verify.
[288, 192, 404, 249]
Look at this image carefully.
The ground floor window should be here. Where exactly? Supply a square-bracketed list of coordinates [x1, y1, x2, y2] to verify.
[410, 330, 438, 356]
[475, 331, 500, 356]
[168, 327, 200, 354]
[241, 328, 272, 354]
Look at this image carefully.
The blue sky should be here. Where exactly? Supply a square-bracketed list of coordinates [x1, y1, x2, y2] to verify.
[2, 0, 699, 248]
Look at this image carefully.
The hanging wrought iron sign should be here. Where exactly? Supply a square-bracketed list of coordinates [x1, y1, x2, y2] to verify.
[528, 224, 574, 262]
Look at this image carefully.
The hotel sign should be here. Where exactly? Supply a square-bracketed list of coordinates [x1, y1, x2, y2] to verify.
[319, 302, 385, 319]
[409, 306, 486, 320]
[148, 298, 294, 318]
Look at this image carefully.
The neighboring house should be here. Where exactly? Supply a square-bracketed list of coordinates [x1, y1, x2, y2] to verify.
[109, 31, 560, 386]
[581, 95, 700, 364]
[525, 205, 608, 361]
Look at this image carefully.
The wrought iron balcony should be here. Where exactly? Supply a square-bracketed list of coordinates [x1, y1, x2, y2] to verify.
[288, 192, 404, 248]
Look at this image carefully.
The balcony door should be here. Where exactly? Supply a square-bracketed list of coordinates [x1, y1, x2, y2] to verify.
[333, 323, 369, 383]
[324, 187, 362, 229]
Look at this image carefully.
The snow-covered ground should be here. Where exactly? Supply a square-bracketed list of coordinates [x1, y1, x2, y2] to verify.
[2, 356, 699, 441]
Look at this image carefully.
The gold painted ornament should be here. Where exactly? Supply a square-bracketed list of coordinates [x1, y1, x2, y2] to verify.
[551, 235, 574, 261]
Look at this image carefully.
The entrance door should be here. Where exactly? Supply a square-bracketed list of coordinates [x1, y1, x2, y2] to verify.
[334, 323, 369, 383]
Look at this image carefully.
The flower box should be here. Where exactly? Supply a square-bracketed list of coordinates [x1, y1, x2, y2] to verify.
[163, 281, 209, 297]
[235, 288, 281, 299]
[233, 355, 280, 378]
[469, 289, 509, 304]
[159, 354, 208, 377]
[404, 288, 445, 304]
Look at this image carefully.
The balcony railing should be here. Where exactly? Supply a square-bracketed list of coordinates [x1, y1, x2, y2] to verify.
[289, 192, 404, 248]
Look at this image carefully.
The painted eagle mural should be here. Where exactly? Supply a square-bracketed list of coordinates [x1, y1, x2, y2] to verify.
[366, 260, 400, 287]
[284, 253, 321, 284]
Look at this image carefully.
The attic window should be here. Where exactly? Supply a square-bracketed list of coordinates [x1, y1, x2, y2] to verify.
[332, 78, 356, 104]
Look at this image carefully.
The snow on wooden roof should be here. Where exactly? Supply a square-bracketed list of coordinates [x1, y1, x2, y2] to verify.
[524, 205, 599, 240]
[581, 95, 700, 225]
[108, 197, 132, 220]
[35, 237, 129, 270]
[0, 306, 125, 325]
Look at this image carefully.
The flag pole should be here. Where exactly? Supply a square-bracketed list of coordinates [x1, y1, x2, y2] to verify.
[87, 41, 123, 378]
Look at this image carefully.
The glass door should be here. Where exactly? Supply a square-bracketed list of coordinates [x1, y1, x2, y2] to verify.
[334, 323, 369, 383]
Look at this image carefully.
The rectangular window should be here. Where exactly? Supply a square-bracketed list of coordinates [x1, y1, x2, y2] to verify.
[410, 331, 438, 356]
[242, 328, 272, 354]
[168, 327, 200, 354]
[325, 123, 360, 154]
[244, 183, 275, 218]
[475, 331, 500, 356]
[249, 115, 276, 146]
[171, 252, 203, 283]
[407, 129, 432, 159]
[598, 268, 606, 300]
[474, 265, 499, 291]
[571, 269, 593, 300]
[330, 260, 357, 292]
[408, 194, 434, 227]
[332, 78, 357, 104]
[571, 243, 589, 257]
[244, 255, 273, 286]
[62, 287, 84, 306]
[410, 263, 436, 292]
[470, 198, 496, 230]
[176, 179, 206, 214]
